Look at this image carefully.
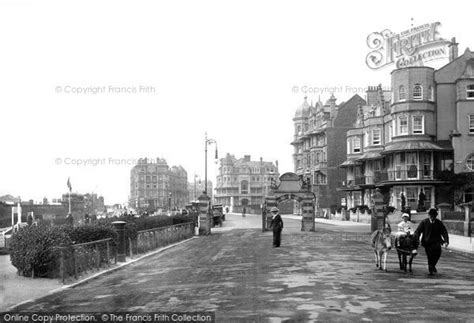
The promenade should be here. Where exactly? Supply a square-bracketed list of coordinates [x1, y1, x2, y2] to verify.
[2, 214, 474, 322]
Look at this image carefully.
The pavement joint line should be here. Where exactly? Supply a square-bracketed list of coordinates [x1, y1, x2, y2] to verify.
[6, 236, 199, 311]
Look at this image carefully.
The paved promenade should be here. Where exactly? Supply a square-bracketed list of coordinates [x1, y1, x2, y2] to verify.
[2, 214, 474, 322]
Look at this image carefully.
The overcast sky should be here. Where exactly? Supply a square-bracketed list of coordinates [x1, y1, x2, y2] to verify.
[0, 0, 472, 205]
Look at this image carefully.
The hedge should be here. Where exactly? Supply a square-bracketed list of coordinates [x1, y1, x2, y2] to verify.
[9, 213, 196, 278]
[9, 224, 72, 278]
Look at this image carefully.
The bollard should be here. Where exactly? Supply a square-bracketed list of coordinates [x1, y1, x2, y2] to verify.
[112, 221, 127, 262]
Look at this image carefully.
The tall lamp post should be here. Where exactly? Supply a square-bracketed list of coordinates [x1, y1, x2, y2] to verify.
[204, 132, 218, 196]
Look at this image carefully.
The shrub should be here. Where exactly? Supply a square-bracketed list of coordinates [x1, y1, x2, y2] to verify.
[69, 224, 118, 245]
[9, 224, 72, 278]
[349, 205, 372, 214]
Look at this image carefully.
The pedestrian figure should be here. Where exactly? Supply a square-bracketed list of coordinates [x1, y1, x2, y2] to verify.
[270, 207, 283, 247]
[395, 213, 414, 247]
[242, 207, 246, 217]
[414, 208, 449, 276]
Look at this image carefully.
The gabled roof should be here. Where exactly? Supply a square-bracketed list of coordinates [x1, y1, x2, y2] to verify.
[435, 48, 474, 83]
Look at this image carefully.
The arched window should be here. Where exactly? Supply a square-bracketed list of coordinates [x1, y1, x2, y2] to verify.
[399, 85, 406, 101]
[413, 84, 423, 100]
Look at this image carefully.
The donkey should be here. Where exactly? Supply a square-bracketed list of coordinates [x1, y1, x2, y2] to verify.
[396, 232, 419, 273]
[371, 227, 392, 272]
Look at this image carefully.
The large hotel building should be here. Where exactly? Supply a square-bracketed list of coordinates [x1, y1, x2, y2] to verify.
[291, 94, 367, 214]
[293, 44, 474, 214]
[214, 154, 279, 213]
[340, 46, 474, 211]
[129, 158, 188, 211]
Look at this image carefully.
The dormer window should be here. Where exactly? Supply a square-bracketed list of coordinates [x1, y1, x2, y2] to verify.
[399, 85, 406, 101]
[413, 84, 423, 100]
[467, 85, 474, 100]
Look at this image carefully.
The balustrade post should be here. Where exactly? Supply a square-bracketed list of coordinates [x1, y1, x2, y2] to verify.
[95, 243, 100, 270]
[59, 248, 65, 284]
[106, 241, 110, 267]
[129, 237, 133, 259]
[73, 249, 78, 279]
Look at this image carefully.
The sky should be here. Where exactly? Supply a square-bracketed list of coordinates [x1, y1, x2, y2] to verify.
[0, 0, 472, 205]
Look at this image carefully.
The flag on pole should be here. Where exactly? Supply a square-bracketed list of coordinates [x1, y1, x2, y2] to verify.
[67, 177, 72, 192]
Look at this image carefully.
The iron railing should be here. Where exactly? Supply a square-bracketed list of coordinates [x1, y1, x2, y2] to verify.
[57, 238, 116, 284]
[129, 222, 195, 258]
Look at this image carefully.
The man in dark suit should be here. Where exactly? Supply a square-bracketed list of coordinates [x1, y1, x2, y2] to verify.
[414, 208, 449, 276]
[270, 207, 284, 247]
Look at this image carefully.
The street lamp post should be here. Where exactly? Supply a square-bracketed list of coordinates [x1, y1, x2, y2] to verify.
[204, 132, 218, 196]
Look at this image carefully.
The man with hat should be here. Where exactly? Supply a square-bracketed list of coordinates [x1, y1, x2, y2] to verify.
[414, 208, 449, 276]
[269, 207, 284, 247]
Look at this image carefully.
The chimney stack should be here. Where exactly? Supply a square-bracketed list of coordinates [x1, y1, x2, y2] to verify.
[449, 37, 459, 62]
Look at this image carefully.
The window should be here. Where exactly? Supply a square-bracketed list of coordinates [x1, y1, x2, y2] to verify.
[413, 84, 423, 100]
[372, 129, 381, 145]
[422, 152, 432, 179]
[394, 153, 404, 180]
[347, 139, 351, 154]
[398, 116, 408, 135]
[467, 154, 474, 171]
[429, 85, 434, 101]
[353, 137, 361, 153]
[469, 115, 474, 134]
[467, 85, 474, 99]
[241, 181, 248, 194]
[406, 152, 418, 179]
[399, 85, 406, 101]
[413, 115, 424, 134]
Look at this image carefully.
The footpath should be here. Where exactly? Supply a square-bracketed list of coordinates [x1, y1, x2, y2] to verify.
[283, 215, 474, 254]
[0, 238, 198, 311]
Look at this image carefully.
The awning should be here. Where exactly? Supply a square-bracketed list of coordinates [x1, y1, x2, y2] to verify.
[357, 152, 383, 160]
[339, 159, 362, 168]
[381, 141, 452, 154]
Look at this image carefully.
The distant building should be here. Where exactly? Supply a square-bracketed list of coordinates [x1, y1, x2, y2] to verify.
[291, 94, 367, 215]
[215, 154, 279, 213]
[129, 158, 189, 211]
[188, 179, 213, 202]
[84, 193, 106, 215]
